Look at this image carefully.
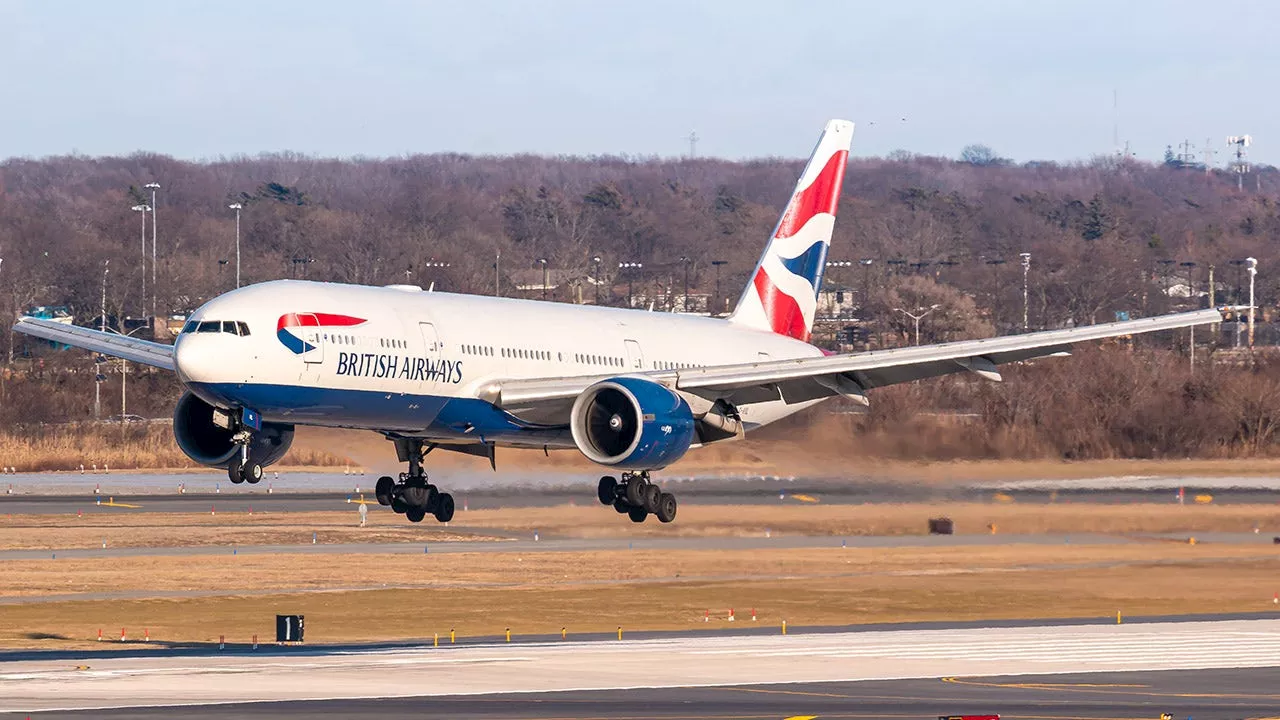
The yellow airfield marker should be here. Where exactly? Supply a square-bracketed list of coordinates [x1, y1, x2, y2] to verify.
[99, 497, 142, 509]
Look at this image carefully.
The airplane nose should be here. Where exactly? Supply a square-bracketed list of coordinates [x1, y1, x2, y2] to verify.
[174, 336, 217, 385]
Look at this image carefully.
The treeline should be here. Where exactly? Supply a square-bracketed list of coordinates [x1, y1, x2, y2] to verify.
[1, 149, 1277, 342]
[1, 147, 1279, 456]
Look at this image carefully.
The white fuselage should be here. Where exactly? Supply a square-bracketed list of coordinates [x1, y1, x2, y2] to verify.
[174, 280, 825, 449]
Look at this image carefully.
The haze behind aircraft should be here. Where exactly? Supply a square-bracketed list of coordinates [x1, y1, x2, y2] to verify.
[15, 120, 1223, 524]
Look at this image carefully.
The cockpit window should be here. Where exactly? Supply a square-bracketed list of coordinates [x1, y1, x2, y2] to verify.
[183, 320, 251, 336]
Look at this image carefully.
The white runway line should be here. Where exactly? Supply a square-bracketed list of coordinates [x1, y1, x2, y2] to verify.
[2, 619, 1278, 713]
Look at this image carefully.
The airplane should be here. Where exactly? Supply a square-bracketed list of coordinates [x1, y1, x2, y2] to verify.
[14, 119, 1223, 525]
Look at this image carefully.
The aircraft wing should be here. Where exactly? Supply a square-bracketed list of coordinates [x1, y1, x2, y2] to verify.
[13, 317, 176, 371]
[491, 308, 1224, 417]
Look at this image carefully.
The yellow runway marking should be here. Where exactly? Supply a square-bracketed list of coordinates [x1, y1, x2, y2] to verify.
[788, 494, 819, 504]
[97, 500, 141, 508]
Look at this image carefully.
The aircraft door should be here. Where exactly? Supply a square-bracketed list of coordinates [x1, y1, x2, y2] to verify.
[301, 313, 323, 365]
[624, 339, 644, 371]
[418, 322, 444, 388]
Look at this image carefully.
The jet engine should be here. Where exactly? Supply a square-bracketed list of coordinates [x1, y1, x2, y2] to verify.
[173, 391, 294, 468]
[569, 377, 695, 470]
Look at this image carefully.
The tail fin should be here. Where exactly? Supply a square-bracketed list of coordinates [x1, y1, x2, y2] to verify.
[728, 119, 853, 342]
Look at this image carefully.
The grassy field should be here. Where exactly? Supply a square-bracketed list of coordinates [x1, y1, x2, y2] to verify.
[0, 543, 1277, 649]
[3, 502, 1280, 550]
[3, 502, 1278, 650]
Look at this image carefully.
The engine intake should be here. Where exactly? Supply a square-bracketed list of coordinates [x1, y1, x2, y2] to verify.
[173, 391, 294, 468]
[570, 377, 695, 470]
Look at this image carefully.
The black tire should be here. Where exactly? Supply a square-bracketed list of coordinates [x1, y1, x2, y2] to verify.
[628, 506, 648, 523]
[375, 476, 395, 506]
[613, 498, 630, 514]
[597, 476, 618, 506]
[655, 493, 677, 523]
[643, 484, 662, 513]
[625, 477, 647, 507]
[244, 462, 263, 484]
[227, 465, 244, 485]
[406, 506, 426, 523]
[433, 493, 455, 523]
[391, 496, 409, 514]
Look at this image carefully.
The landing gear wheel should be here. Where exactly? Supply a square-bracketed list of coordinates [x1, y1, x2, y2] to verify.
[613, 498, 630, 514]
[227, 465, 244, 484]
[243, 462, 264, 484]
[655, 493, 677, 523]
[391, 496, 409, 514]
[643, 484, 662, 513]
[433, 493, 455, 523]
[597, 476, 618, 506]
[628, 506, 648, 523]
[625, 477, 647, 507]
[375, 476, 395, 506]
[406, 507, 426, 523]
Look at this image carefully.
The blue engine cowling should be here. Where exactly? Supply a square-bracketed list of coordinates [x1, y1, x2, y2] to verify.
[569, 377, 695, 470]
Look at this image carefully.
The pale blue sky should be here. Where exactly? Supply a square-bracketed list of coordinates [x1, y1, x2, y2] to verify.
[1, 0, 1276, 164]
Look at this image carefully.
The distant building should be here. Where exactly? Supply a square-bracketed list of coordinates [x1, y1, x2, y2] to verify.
[817, 285, 859, 320]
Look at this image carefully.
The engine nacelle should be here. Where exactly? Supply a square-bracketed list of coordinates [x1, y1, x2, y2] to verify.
[173, 391, 294, 468]
[569, 377, 695, 470]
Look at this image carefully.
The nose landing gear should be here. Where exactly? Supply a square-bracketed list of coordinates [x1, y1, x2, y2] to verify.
[598, 471, 676, 523]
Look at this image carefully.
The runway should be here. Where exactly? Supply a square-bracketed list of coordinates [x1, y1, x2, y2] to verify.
[21, 669, 1280, 719]
[2, 618, 1278, 716]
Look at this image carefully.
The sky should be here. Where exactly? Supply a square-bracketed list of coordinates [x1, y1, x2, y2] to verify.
[1, 0, 1277, 165]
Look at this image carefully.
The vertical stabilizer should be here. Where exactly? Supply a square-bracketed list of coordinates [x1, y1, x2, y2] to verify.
[728, 119, 853, 341]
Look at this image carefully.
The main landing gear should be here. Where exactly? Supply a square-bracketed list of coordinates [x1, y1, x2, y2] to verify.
[375, 439, 455, 523]
[598, 471, 677, 524]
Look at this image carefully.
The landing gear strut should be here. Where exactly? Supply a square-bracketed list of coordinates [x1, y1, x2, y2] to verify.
[377, 438, 456, 524]
[598, 471, 676, 523]
[227, 429, 264, 485]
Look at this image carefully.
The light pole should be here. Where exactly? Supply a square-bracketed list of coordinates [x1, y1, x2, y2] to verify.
[711, 260, 728, 316]
[1248, 256, 1258, 348]
[859, 258, 874, 310]
[228, 203, 242, 288]
[97, 260, 109, 420]
[679, 256, 691, 312]
[1020, 252, 1031, 331]
[131, 204, 150, 317]
[619, 262, 643, 308]
[985, 258, 1005, 328]
[592, 256, 602, 305]
[145, 183, 159, 317]
[422, 260, 450, 290]
[537, 258, 549, 301]
[894, 304, 940, 346]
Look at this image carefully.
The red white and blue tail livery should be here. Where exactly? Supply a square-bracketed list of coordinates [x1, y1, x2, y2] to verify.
[13, 119, 1222, 526]
[730, 119, 852, 342]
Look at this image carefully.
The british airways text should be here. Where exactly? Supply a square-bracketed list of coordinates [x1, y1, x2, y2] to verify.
[335, 352, 463, 384]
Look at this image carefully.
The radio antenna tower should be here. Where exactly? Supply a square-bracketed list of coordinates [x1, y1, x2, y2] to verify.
[1202, 138, 1216, 176]
[687, 130, 699, 159]
[1227, 135, 1251, 191]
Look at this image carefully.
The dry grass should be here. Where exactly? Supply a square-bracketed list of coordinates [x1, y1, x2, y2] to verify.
[0, 424, 348, 472]
[3, 503, 1280, 550]
[0, 510, 500, 550]
[447, 502, 1280, 538]
[0, 544, 1276, 649]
